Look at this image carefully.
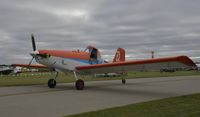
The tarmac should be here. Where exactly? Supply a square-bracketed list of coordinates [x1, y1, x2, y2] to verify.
[0, 75, 200, 117]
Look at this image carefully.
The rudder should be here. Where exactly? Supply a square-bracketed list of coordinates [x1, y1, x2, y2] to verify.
[113, 48, 125, 62]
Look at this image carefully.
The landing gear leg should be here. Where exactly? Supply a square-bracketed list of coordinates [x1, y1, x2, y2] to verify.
[121, 72, 126, 84]
[74, 71, 84, 90]
[48, 71, 58, 88]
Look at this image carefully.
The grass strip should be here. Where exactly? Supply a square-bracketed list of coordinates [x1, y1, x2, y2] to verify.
[66, 93, 200, 117]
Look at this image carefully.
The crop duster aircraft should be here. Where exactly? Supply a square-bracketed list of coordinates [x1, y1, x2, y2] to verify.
[27, 34, 196, 90]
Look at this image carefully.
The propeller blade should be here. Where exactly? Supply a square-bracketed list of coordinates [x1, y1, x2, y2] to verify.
[31, 34, 36, 51]
[28, 57, 34, 68]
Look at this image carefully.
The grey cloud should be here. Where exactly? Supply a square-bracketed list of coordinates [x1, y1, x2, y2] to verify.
[0, 0, 200, 64]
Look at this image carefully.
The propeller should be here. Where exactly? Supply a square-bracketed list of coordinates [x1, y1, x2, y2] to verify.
[31, 34, 36, 51]
[28, 34, 37, 68]
[28, 34, 50, 68]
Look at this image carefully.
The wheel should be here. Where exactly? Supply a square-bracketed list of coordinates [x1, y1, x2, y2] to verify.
[48, 79, 56, 88]
[75, 79, 84, 90]
[122, 78, 126, 84]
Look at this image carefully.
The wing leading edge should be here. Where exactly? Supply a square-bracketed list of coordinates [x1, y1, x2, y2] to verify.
[76, 56, 196, 74]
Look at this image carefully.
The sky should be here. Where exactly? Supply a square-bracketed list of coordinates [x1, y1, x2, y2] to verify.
[0, 0, 200, 64]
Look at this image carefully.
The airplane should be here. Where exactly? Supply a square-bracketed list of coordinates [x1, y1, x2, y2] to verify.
[24, 34, 196, 90]
[0, 65, 13, 75]
[11, 64, 49, 73]
[0, 64, 47, 75]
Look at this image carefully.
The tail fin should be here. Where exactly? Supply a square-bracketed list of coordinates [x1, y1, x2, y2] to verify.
[113, 48, 125, 62]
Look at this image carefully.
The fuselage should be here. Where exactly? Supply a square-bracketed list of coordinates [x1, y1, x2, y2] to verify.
[33, 46, 104, 73]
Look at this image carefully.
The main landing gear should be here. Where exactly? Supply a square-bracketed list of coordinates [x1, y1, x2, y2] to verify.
[47, 71, 125, 90]
[75, 79, 84, 90]
[48, 72, 58, 88]
[48, 79, 56, 88]
[47, 71, 85, 90]
[74, 71, 84, 90]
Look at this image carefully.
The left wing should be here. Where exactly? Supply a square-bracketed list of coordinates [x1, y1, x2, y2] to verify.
[76, 56, 196, 74]
[11, 64, 47, 68]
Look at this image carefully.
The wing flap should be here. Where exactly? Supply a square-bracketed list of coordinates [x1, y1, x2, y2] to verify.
[76, 56, 196, 74]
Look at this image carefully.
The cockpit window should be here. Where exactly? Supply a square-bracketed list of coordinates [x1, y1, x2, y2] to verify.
[84, 46, 101, 59]
[90, 48, 97, 59]
[84, 46, 93, 53]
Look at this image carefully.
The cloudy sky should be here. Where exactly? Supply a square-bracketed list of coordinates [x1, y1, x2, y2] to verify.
[0, 0, 200, 64]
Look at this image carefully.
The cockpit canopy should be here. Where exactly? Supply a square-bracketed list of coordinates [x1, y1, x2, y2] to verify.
[84, 46, 101, 59]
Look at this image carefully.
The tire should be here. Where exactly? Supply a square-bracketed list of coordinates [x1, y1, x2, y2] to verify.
[48, 79, 56, 88]
[122, 78, 126, 84]
[75, 79, 84, 90]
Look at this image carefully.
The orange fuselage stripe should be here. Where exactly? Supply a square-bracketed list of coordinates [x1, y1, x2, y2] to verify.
[39, 50, 90, 60]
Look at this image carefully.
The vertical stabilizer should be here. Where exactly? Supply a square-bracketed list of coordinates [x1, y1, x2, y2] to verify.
[113, 48, 125, 62]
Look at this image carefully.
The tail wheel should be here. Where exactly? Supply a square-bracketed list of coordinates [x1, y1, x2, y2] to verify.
[75, 79, 84, 90]
[48, 79, 56, 88]
[122, 78, 126, 84]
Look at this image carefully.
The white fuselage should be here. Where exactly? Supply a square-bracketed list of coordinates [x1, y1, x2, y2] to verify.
[35, 56, 91, 73]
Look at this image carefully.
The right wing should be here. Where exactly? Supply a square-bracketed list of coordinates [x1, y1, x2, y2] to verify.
[76, 56, 196, 74]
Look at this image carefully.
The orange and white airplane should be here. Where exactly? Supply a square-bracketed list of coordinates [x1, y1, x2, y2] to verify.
[25, 34, 196, 90]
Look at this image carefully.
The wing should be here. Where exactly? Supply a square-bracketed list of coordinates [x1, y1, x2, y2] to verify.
[76, 56, 196, 74]
[11, 64, 47, 68]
